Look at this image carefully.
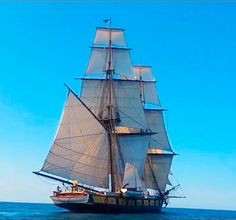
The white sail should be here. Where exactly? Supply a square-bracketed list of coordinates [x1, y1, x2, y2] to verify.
[133, 65, 160, 106]
[144, 154, 173, 192]
[86, 47, 133, 78]
[114, 80, 148, 129]
[41, 91, 110, 188]
[144, 109, 172, 152]
[122, 163, 143, 189]
[118, 135, 151, 180]
[143, 82, 160, 106]
[133, 65, 154, 81]
[81, 79, 148, 129]
[94, 27, 127, 47]
[85, 47, 108, 75]
[80, 79, 105, 117]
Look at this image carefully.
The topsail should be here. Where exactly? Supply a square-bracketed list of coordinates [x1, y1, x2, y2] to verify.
[86, 27, 133, 79]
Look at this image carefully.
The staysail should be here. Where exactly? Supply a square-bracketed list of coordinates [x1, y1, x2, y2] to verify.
[41, 90, 110, 189]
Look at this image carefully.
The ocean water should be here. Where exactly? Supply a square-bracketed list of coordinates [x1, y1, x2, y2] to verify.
[0, 202, 236, 220]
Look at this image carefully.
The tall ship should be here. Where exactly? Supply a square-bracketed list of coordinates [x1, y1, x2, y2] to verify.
[34, 24, 180, 213]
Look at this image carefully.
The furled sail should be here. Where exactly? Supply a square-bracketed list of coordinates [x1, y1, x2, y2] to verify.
[122, 163, 143, 189]
[41, 91, 110, 189]
[144, 109, 172, 152]
[144, 153, 173, 192]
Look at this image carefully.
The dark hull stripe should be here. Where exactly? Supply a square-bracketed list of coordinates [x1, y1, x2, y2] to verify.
[53, 196, 164, 213]
[55, 202, 163, 213]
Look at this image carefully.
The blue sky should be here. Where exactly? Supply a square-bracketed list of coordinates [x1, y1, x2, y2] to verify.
[0, 2, 236, 210]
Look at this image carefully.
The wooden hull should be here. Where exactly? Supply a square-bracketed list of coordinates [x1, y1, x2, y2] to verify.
[51, 194, 164, 213]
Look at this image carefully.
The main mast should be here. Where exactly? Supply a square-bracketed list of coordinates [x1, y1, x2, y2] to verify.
[106, 22, 116, 192]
